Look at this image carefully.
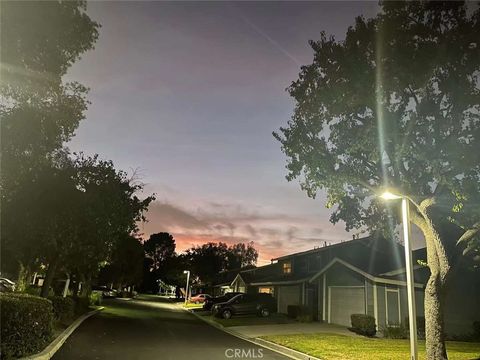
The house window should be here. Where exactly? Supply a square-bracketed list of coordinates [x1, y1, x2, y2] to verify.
[258, 287, 274, 295]
[283, 261, 292, 274]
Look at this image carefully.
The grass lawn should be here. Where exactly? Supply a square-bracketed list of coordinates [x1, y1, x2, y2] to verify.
[261, 333, 480, 360]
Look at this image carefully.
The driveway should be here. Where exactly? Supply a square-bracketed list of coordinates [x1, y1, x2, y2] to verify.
[52, 295, 289, 360]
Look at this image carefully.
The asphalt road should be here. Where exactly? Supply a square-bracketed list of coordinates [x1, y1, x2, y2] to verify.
[53, 295, 289, 360]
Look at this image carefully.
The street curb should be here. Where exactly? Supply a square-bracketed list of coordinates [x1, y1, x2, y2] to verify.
[187, 309, 321, 360]
[20, 306, 104, 360]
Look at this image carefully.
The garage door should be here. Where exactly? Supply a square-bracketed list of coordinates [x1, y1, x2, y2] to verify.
[329, 287, 365, 326]
[278, 285, 301, 314]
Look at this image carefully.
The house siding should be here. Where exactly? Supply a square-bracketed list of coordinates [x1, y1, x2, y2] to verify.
[325, 263, 365, 287]
[323, 263, 366, 325]
[277, 284, 301, 314]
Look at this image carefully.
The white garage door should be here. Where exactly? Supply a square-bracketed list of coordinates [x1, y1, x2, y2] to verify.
[329, 287, 365, 327]
[278, 285, 301, 314]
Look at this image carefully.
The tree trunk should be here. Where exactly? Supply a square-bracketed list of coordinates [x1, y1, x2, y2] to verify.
[81, 276, 92, 297]
[425, 272, 448, 359]
[40, 258, 58, 298]
[16, 262, 30, 292]
[411, 201, 456, 360]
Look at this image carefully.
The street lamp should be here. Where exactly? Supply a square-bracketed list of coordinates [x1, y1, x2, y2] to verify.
[380, 190, 418, 360]
[183, 270, 190, 306]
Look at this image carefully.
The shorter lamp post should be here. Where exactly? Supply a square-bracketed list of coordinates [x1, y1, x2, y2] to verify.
[183, 270, 190, 306]
[380, 191, 418, 360]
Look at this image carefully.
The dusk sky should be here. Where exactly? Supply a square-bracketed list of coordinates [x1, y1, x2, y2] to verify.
[66, 1, 380, 265]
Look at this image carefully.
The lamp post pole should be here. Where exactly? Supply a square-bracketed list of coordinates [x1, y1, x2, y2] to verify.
[381, 191, 418, 360]
[401, 198, 418, 360]
[183, 270, 190, 307]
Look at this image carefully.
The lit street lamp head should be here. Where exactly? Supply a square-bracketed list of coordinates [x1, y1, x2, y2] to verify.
[380, 191, 403, 200]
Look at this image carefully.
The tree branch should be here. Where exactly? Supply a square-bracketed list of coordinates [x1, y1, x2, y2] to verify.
[457, 222, 480, 245]
[407, 85, 420, 107]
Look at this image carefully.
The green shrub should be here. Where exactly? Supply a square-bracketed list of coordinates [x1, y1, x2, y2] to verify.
[24, 285, 41, 296]
[48, 296, 75, 324]
[382, 325, 407, 339]
[404, 316, 426, 339]
[350, 314, 376, 337]
[72, 296, 90, 315]
[0, 293, 54, 359]
[89, 291, 102, 306]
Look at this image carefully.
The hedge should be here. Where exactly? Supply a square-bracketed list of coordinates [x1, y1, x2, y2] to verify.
[0, 293, 53, 359]
[48, 296, 75, 324]
[89, 291, 102, 306]
[350, 314, 376, 337]
[72, 296, 90, 315]
[404, 316, 426, 339]
[382, 325, 407, 339]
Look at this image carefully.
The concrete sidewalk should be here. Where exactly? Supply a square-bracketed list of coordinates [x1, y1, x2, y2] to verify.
[228, 322, 358, 339]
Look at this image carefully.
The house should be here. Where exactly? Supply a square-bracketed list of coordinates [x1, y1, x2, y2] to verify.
[219, 234, 480, 335]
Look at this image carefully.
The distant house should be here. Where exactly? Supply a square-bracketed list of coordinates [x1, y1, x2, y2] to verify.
[215, 235, 480, 335]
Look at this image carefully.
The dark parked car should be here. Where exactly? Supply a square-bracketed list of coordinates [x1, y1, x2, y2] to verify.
[212, 293, 276, 319]
[0, 278, 16, 292]
[92, 286, 117, 298]
[203, 292, 244, 311]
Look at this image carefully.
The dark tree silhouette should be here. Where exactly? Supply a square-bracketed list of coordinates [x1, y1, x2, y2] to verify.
[143, 232, 176, 271]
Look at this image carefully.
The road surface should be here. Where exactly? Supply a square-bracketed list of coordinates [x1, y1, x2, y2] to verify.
[53, 295, 289, 360]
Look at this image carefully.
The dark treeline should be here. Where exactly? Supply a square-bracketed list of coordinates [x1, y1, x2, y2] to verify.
[1, 1, 154, 297]
[140, 232, 258, 293]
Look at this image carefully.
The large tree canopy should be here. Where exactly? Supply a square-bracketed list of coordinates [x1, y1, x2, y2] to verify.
[1, 1, 100, 182]
[274, 2, 479, 359]
[0, 0, 100, 281]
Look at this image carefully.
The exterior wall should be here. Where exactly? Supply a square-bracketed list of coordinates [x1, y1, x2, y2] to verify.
[415, 288, 425, 317]
[277, 284, 301, 314]
[305, 282, 318, 320]
[314, 275, 326, 321]
[444, 269, 480, 335]
[325, 263, 365, 287]
[319, 275, 325, 321]
[399, 287, 408, 325]
[231, 277, 246, 293]
[323, 263, 366, 326]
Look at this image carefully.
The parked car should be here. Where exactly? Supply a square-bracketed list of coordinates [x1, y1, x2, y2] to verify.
[203, 292, 244, 311]
[92, 286, 117, 298]
[0, 278, 16, 292]
[189, 293, 211, 304]
[212, 293, 277, 319]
